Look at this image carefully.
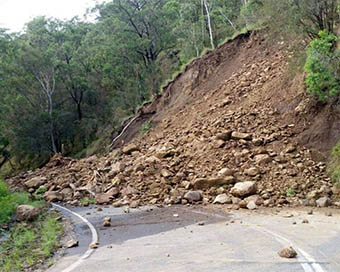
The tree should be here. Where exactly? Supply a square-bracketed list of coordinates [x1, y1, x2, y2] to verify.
[20, 17, 61, 153]
[262, 0, 339, 39]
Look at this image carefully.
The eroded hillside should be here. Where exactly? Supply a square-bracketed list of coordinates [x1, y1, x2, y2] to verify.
[9, 32, 340, 209]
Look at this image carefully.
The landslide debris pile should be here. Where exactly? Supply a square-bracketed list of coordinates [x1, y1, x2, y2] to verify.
[8, 32, 339, 209]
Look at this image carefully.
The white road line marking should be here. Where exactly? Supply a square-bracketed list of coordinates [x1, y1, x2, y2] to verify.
[189, 209, 326, 272]
[252, 225, 326, 272]
[52, 203, 99, 272]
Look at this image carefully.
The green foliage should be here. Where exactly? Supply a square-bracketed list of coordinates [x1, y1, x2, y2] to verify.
[33, 185, 47, 200]
[141, 120, 152, 133]
[79, 197, 96, 206]
[329, 140, 340, 184]
[331, 167, 340, 184]
[332, 140, 340, 159]
[0, 180, 9, 198]
[304, 31, 340, 101]
[0, 180, 43, 224]
[0, 212, 63, 272]
[286, 188, 296, 197]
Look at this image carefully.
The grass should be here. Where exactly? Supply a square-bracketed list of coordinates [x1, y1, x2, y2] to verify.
[0, 181, 44, 225]
[0, 212, 63, 272]
[0, 180, 64, 271]
[80, 197, 96, 206]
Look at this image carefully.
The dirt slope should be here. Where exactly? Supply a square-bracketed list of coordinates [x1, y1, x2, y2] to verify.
[9, 32, 340, 209]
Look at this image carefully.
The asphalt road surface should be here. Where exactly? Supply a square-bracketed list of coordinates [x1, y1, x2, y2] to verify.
[47, 205, 340, 272]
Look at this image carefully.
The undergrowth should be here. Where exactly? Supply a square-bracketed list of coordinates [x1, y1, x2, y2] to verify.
[328, 140, 340, 185]
[0, 180, 43, 225]
[0, 212, 63, 272]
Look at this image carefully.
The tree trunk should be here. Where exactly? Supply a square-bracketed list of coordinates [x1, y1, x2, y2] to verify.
[77, 102, 83, 121]
[203, 0, 215, 50]
[0, 157, 8, 169]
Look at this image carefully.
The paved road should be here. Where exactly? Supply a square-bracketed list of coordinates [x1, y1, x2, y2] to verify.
[48, 205, 340, 272]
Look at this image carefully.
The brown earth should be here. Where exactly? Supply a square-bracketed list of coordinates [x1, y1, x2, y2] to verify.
[8, 31, 340, 209]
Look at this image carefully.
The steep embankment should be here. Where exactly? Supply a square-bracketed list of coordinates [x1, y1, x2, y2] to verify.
[9, 32, 340, 209]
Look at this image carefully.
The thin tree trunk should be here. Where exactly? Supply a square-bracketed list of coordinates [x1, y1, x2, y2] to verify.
[77, 102, 83, 121]
[201, 0, 205, 41]
[0, 157, 8, 169]
[203, 0, 215, 49]
[218, 8, 237, 32]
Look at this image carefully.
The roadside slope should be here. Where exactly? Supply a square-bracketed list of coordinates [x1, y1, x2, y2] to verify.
[9, 31, 340, 209]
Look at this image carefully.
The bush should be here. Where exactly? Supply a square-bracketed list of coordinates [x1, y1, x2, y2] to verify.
[329, 140, 340, 184]
[0, 183, 43, 224]
[304, 31, 340, 101]
[0, 180, 9, 198]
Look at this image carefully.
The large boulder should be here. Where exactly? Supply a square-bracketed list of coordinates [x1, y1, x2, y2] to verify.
[316, 197, 331, 208]
[230, 182, 257, 198]
[25, 177, 46, 189]
[95, 193, 113, 204]
[109, 162, 126, 176]
[44, 191, 63, 202]
[122, 144, 139, 155]
[16, 205, 40, 221]
[193, 176, 235, 189]
[184, 191, 202, 202]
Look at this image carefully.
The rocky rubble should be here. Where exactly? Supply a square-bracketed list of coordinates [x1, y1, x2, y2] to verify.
[7, 33, 338, 210]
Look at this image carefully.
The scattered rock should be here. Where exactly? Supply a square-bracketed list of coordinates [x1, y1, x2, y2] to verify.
[122, 144, 139, 154]
[24, 177, 46, 189]
[218, 168, 234, 176]
[198, 222, 205, 226]
[231, 132, 252, 140]
[316, 197, 331, 208]
[103, 217, 111, 227]
[302, 219, 309, 224]
[254, 154, 271, 165]
[65, 239, 79, 248]
[184, 191, 202, 202]
[246, 201, 257, 210]
[90, 243, 99, 249]
[193, 177, 235, 189]
[44, 191, 63, 202]
[96, 193, 113, 204]
[230, 182, 257, 198]
[278, 247, 297, 258]
[285, 144, 296, 153]
[307, 209, 313, 215]
[216, 131, 232, 141]
[245, 167, 259, 177]
[213, 194, 231, 204]
[161, 169, 172, 178]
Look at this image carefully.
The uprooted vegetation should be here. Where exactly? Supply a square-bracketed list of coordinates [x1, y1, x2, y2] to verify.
[7, 32, 340, 210]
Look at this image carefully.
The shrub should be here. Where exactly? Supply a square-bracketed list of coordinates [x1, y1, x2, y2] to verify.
[0, 180, 9, 198]
[304, 31, 340, 101]
[141, 120, 152, 133]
